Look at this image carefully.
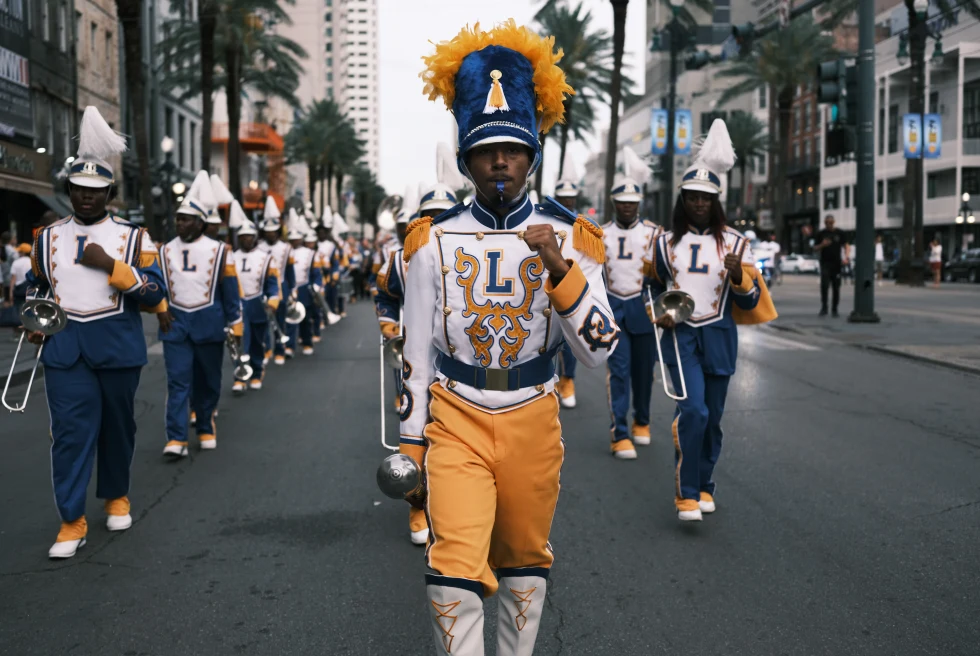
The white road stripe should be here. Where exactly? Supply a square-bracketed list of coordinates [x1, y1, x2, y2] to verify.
[739, 327, 820, 351]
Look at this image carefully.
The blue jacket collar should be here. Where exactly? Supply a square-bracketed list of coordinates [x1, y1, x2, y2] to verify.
[471, 193, 533, 230]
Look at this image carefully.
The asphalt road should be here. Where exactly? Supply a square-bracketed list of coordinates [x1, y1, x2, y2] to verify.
[1, 297, 979, 655]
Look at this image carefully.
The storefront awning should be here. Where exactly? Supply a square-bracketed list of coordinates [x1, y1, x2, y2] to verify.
[36, 193, 74, 218]
[0, 171, 53, 197]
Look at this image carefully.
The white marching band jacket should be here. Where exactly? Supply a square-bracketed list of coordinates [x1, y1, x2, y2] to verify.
[258, 240, 292, 292]
[233, 249, 275, 301]
[398, 197, 620, 444]
[602, 219, 660, 300]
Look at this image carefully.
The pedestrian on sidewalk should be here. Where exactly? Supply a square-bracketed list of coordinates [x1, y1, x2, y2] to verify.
[929, 235, 943, 287]
[875, 235, 885, 285]
[814, 214, 845, 317]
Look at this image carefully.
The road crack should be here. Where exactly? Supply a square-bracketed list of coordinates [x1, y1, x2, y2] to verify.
[545, 579, 566, 655]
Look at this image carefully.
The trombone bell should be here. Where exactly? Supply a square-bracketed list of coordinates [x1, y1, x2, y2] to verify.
[382, 336, 403, 370]
[376, 453, 422, 499]
[285, 298, 306, 325]
[20, 298, 68, 335]
[649, 289, 696, 402]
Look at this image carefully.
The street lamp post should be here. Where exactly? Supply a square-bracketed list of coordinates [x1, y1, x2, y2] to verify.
[956, 192, 974, 226]
[659, 0, 686, 228]
[160, 136, 178, 240]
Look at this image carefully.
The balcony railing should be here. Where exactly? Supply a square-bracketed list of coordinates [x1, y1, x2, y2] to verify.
[211, 123, 284, 153]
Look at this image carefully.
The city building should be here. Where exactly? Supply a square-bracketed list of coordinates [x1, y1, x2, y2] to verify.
[819, 2, 979, 261]
[0, 0, 76, 242]
[75, 0, 121, 186]
[327, 0, 380, 175]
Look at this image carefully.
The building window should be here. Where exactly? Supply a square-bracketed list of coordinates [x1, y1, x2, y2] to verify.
[41, 0, 50, 41]
[90, 21, 97, 56]
[844, 184, 850, 208]
[804, 101, 811, 131]
[759, 86, 766, 109]
[325, 11, 331, 20]
[106, 31, 113, 74]
[878, 106, 884, 156]
[190, 123, 197, 169]
[178, 115, 186, 168]
[327, 72, 333, 82]
[963, 168, 980, 195]
[793, 106, 800, 134]
[888, 104, 899, 153]
[758, 154, 765, 176]
[877, 180, 884, 205]
[164, 107, 174, 143]
[326, 27, 332, 37]
[886, 178, 904, 206]
[929, 91, 939, 114]
[326, 42, 332, 52]
[824, 187, 839, 210]
[963, 82, 980, 139]
[58, 0, 68, 52]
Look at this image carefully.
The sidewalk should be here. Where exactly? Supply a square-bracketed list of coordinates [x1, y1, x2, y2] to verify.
[0, 315, 161, 392]
[769, 275, 980, 374]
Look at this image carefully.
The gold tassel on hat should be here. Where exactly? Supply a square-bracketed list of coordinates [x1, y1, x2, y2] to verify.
[572, 217, 605, 263]
[483, 70, 511, 114]
[403, 217, 433, 262]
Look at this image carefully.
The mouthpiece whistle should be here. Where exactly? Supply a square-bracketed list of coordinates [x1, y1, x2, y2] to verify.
[496, 181, 505, 203]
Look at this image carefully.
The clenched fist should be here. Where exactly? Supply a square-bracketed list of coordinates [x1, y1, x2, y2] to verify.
[523, 224, 570, 283]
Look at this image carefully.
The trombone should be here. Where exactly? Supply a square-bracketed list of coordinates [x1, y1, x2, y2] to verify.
[311, 284, 341, 326]
[378, 313, 403, 452]
[224, 326, 253, 383]
[2, 293, 68, 413]
[264, 305, 290, 345]
[646, 289, 696, 401]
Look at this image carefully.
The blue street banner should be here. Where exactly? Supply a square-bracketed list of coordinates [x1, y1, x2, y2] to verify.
[674, 109, 692, 156]
[903, 113, 922, 159]
[651, 109, 669, 156]
[924, 113, 942, 159]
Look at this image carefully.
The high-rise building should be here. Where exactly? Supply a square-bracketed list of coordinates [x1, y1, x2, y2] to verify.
[326, 0, 380, 175]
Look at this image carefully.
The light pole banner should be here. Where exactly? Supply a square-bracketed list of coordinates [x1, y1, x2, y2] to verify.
[651, 109, 668, 156]
[903, 113, 922, 159]
[924, 113, 942, 159]
[674, 109, 692, 156]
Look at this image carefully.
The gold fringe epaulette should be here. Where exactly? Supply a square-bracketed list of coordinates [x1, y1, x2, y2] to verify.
[573, 216, 605, 264]
[403, 216, 433, 262]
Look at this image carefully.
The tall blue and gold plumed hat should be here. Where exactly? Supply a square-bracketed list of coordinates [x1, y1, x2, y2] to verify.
[421, 20, 573, 178]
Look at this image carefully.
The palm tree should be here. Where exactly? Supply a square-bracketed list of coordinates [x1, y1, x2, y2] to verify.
[535, 1, 637, 188]
[223, 5, 306, 203]
[725, 110, 768, 218]
[324, 120, 365, 211]
[351, 165, 386, 231]
[116, 0, 158, 237]
[716, 16, 836, 243]
[604, 0, 630, 221]
[160, 0, 307, 202]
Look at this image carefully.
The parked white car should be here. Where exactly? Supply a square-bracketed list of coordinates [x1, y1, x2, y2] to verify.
[779, 254, 820, 274]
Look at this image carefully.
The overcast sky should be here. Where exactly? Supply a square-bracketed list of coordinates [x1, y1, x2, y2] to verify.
[376, 0, 646, 197]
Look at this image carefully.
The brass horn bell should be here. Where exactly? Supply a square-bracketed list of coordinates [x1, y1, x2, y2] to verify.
[382, 336, 403, 370]
[21, 298, 68, 335]
[376, 453, 422, 500]
[652, 290, 696, 324]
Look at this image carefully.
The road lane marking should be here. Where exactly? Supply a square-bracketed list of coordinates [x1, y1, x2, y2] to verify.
[739, 328, 820, 351]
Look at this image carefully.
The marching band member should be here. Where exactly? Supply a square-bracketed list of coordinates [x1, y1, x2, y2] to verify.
[28, 106, 167, 558]
[552, 178, 580, 409]
[302, 227, 326, 350]
[159, 172, 244, 458]
[257, 197, 295, 365]
[603, 171, 661, 460]
[649, 119, 776, 521]
[230, 215, 280, 394]
[333, 213, 351, 317]
[404, 21, 618, 654]
[285, 210, 323, 356]
[315, 217, 342, 316]
[376, 181, 457, 548]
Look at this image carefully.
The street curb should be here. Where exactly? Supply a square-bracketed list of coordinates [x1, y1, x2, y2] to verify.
[860, 344, 980, 377]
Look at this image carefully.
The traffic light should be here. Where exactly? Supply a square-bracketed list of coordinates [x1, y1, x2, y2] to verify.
[731, 22, 754, 57]
[816, 58, 857, 126]
[685, 51, 714, 71]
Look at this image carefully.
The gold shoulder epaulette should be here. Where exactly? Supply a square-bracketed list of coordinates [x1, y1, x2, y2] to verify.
[403, 216, 433, 262]
[573, 216, 605, 264]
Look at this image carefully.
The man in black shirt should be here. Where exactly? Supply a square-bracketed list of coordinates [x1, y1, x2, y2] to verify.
[813, 214, 846, 317]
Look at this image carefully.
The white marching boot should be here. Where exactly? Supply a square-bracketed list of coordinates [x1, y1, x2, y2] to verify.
[426, 581, 485, 655]
[496, 572, 548, 656]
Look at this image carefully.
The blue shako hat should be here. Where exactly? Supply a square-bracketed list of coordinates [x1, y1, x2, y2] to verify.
[421, 20, 573, 183]
[454, 46, 540, 172]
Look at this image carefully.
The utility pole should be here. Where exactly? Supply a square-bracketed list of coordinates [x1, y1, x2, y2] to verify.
[850, 0, 879, 322]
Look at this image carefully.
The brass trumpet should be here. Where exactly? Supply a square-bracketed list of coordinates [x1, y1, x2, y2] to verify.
[2, 293, 69, 413]
[224, 327, 253, 382]
[647, 289, 696, 401]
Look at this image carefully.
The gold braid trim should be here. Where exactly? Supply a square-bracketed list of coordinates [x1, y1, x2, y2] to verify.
[403, 217, 433, 262]
[573, 216, 605, 264]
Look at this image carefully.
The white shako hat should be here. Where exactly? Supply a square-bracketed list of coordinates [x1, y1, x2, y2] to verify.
[68, 106, 127, 189]
[177, 170, 217, 221]
[228, 199, 248, 230]
[286, 208, 305, 240]
[237, 219, 258, 237]
[679, 118, 736, 195]
[261, 196, 282, 231]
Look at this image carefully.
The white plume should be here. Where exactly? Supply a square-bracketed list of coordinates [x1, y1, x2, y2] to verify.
[286, 208, 305, 235]
[333, 212, 350, 234]
[263, 195, 281, 221]
[321, 207, 334, 227]
[186, 170, 216, 215]
[692, 118, 736, 174]
[437, 142, 467, 189]
[210, 175, 235, 205]
[228, 200, 248, 229]
[77, 106, 127, 159]
[623, 146, 651, 183]
[559, 149, 580, 184]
